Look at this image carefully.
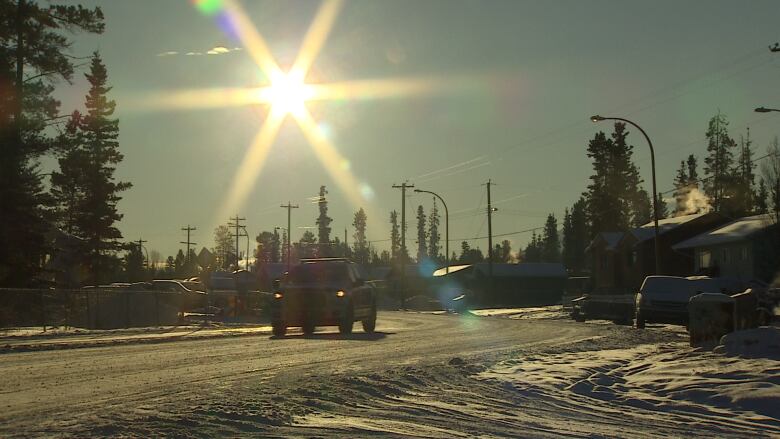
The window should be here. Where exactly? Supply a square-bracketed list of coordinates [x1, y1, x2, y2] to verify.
[698, 250, 712, 268]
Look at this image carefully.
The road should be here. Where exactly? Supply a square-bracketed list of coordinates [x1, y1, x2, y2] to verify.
[0, 311, 602, 436]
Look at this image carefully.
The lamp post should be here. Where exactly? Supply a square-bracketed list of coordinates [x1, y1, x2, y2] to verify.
[590, 115, 661, 274]
[755, 107, 780, 113]
[414, 189, 449, 274]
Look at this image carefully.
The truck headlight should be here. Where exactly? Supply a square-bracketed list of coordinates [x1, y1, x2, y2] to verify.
[274, 292, 283, 299]
[336, 290, 345, 298]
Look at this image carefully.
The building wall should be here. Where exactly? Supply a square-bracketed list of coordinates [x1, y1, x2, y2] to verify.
[694, 242, 754, 281]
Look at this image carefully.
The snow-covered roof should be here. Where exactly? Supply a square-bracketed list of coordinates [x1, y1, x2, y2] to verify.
[631, 212, 709, 242]
[673, 214, 776, 250]
[434, 263, 567, 278]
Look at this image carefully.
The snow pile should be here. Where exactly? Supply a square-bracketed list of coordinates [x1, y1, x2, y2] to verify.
[714, 327, 780, 359]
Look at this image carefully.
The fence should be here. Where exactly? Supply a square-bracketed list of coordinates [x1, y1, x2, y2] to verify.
[0, 288, 205, 331]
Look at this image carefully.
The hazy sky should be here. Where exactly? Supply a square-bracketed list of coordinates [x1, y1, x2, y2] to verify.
[52, 0, 780, 259]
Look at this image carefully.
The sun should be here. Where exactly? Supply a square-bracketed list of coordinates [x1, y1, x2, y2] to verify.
[261, 70, 312, 118]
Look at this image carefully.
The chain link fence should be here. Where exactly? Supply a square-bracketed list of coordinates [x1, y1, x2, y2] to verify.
[0, 288, 206, 331]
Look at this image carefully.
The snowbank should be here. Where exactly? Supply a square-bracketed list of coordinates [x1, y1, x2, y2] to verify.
[714, 327, 780, 359]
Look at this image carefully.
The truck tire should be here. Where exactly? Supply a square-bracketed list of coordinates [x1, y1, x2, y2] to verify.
[272, 322, 287, 337]
[339, 303, 354, 335]
[362, 303, 377, 334]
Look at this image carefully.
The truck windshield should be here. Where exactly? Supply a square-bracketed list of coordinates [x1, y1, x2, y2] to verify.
[287, 264, 350, 284]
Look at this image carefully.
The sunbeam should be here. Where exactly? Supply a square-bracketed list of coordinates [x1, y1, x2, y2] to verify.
[216, 106, 286, 221]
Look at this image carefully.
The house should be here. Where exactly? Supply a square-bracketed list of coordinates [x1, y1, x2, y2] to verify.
[587, 212, 728, 293]
[585, 232, 624, 293]
[433, 263, 567, 307]
[672, 214, 779, 283]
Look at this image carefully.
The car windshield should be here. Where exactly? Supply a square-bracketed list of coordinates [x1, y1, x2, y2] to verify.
[287, 263, 350, 284]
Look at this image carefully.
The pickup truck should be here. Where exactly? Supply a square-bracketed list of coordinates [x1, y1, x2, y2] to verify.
[271, 258, 376, 337]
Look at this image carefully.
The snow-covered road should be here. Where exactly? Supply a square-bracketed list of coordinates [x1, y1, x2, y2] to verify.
[1, 311, 776, 437]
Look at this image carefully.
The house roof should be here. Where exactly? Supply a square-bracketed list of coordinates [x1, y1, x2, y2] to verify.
[630, 212, 710, 242]
[585, 232, 624, 253]
[433, 263, 567, 278]
[673, 214, 776, 250]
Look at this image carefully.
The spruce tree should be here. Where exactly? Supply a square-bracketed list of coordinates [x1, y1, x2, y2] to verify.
[428, 198, 441, 262]
[0, 1, 103, 286]
[734, 129, 756, 216]
[756, 178, 769, 214]
[389, 210, 400, 262]
[352, 207, 368, 264]
[72, 52, 130, 284]
[703, 112, 737, 214]
[415, 205, 427, 262]
[541, 214, 561, 262]
[315, 185, 332, 253]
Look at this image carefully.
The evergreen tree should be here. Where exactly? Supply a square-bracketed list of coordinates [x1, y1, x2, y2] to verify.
[656, 192, 669, 219]
[165, 256, 175, 275]
[459, 241, 471, 263]
[734, 129, 757, 216]
[761, 137, 780, 223]
[415, 205, 427, 262]
[632, 188, 652, 227]
[524, 232, 542, 263]
[270, 228, 281, 263]
[565, 197, 589, 273]
[541, 214, 561, 262]
[585, 123, 646, 233]
[213, 225, 234, 269]
[174, 249, 185, 276]
[0, 1, 104, 286]
[255, 231, 276, 265]
[280, 229, 289, 264]
[756, 178, 769, 214]
[315, 185, 332, 254]
[672, 154, 704, 216]
[500, 240, 512, 262]
[124, 245, 144, 282]
[298, 230, 317, 258]
[379, 250, 391, 265]
[389, 210, 400, 261]
[428, 198, 441, 262]
[65, 53, 130, 284]
[352, 208, 368, 264]
[703, 112, 737, 214]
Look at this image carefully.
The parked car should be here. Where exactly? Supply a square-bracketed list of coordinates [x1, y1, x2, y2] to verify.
[151, 279, 208, 310]
[271, 258, 376, 337]
[635, 275, 746, 328]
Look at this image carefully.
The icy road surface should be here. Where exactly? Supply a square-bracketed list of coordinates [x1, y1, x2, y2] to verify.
[1, 311, 776, 437]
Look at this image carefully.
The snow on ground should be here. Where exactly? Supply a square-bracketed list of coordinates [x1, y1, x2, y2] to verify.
[481, 329, 780, 437]
[7, 311, 778, 437]
[470, 305, 570, 320]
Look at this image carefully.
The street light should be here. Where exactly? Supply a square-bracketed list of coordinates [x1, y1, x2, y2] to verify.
[414, 189, 449, 274]
[590, 115, 661, 274]
[755, 107, 780, 113]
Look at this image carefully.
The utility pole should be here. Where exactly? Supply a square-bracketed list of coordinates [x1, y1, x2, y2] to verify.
[136, 238, 148, 267]
[280, 202, 299, 271]
[180, 225, 197, 265]
[392, 182, 414, 308]
[228, 215, 245, 270]
[485, 179, 497, 289]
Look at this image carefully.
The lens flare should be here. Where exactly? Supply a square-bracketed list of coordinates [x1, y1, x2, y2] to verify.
[192, 0, 223, 15]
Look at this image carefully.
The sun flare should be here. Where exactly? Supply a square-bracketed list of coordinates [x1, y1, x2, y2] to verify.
[261, 71, 312, 118]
